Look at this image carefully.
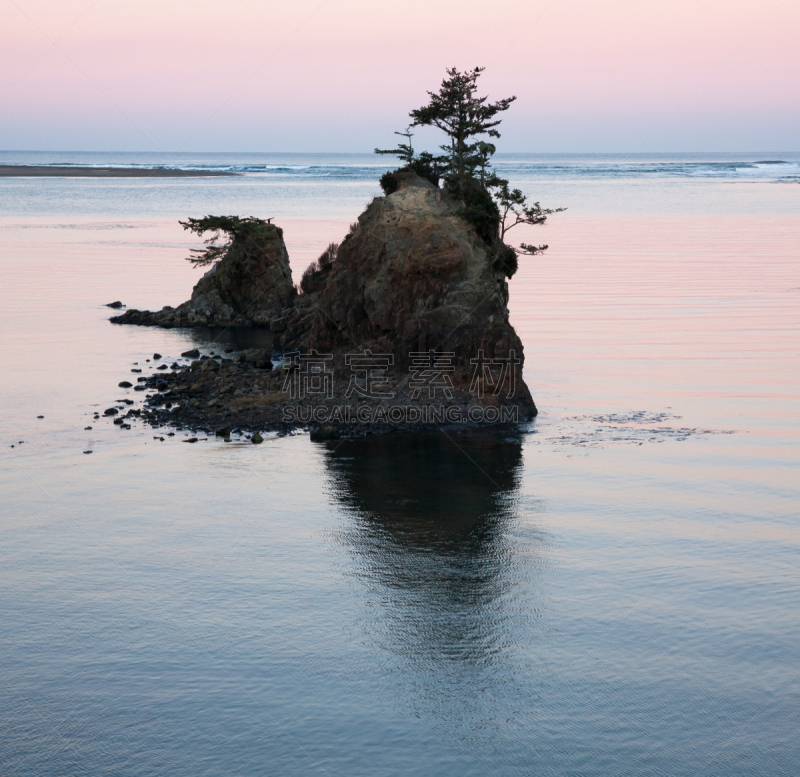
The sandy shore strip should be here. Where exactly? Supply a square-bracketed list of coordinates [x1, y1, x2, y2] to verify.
[0, 165, 239, 177]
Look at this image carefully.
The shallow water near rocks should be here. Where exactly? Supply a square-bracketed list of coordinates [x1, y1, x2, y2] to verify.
[1, 152, 799, 776]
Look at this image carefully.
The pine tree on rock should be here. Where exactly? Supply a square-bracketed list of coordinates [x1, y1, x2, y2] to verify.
[409, 67, 515, 194]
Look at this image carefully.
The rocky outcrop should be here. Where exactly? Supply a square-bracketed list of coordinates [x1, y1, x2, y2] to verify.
[111, 222, 294, 328]
[111, 175, 537, 430]
[289, 176, 526, 370]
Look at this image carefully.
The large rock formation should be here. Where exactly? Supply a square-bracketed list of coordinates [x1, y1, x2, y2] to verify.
[112, 175, 537, 431]
[288, 175, 525, 372]
[112, 221, 294, 328]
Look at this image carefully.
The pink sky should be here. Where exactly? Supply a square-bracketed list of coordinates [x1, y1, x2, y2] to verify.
[1, 0, 797, 151]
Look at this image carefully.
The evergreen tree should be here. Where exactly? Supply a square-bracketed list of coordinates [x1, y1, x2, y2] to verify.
[409, 67, 515, 191]
[374, 67, 563, 275]
[179, 215, 278, 268]
[493, 181, 565, 256]
[374, 128, 416, 166]
[374, 127, 445, 191]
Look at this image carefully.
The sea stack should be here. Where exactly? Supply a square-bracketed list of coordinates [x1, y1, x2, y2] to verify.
[112, 173, 536, 430]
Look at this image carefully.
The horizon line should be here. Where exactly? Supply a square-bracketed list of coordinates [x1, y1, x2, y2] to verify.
[1, 149, 798, 156]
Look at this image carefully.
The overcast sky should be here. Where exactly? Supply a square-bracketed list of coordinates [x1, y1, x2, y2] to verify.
[1, 0, 797, 152]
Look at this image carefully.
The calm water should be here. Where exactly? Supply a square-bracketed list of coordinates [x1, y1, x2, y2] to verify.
[1, 152, 798, 776]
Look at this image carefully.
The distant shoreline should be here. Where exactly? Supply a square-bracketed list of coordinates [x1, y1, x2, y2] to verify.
[0, 165, 239, 178]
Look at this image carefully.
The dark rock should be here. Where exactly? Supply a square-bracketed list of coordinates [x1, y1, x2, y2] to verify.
[134, 386, 146, 391]
[310, 425, 340, 442]
[251, 432, 264, 444]
[84, 426, 92, 430]
[118, 381, 133, 388]
[110, 220, 294, 328]
[157, 364, 168, 370]
[131, 368, 142, 373]
[215, 427, 231, 437]
[83, 450, 93, 454]
[104, 408, 118, 416]
[37, 415, 44, 419]
[184, 437, 199, 443]
[153, 353, 162, 360]
[110, 176, 537, 429]
[106, 301, 124, 309]
[113, 417, 124, 425]
[236, 348, 272, 368]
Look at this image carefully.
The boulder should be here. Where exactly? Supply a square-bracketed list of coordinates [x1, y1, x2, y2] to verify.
[236, 348, 272, 368]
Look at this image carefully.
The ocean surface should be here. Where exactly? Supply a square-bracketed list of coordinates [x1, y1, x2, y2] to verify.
[1, 151, 798, 776]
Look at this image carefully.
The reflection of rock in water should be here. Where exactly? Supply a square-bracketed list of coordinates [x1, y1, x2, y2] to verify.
[186, 326, 275, 352]
[324, 430, 526, 667]
[324, 430, 547, 749]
